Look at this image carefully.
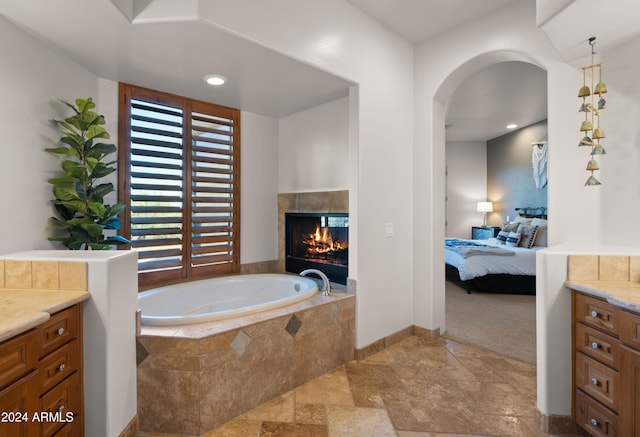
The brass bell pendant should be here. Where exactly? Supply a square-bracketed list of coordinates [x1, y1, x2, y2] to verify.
[580, 120, 592, 131]
[591, 144, 607, 155]
[593, 128, 605, 139]
[578, 85, 591, 97]
[594, 82, 607, 95]
[586, 159, 600, 171]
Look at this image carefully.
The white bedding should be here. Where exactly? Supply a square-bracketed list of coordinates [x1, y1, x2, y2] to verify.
[445, 238, 541, 281]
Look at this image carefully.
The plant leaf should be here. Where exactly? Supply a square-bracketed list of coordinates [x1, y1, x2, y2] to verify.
[88, 201, 107, 216]
[90, 164, 115, 179]
[81, 223, 104, 238]
[90, 183, 114, 199]
[103, 235, 130, 246]
[87, 143, 117, 159]
[86, 125, 109, 141]
[103, 217, 121, 230]
[52, 183, 81, 201]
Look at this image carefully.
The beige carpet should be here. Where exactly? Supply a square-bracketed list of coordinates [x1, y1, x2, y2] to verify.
[444, 280, 536, 363]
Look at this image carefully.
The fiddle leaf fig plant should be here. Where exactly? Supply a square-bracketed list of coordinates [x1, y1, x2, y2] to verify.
[46, 97, 130, 250]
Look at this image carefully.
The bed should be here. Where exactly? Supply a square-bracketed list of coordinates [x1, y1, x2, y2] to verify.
[445, 207, 547, 295]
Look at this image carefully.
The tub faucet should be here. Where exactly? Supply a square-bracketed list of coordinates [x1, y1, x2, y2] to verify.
[299, 269, 331, 296]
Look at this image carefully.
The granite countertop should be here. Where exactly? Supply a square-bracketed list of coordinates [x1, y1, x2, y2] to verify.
[565, 280, 640, 313]
[0, 289, 90, 343]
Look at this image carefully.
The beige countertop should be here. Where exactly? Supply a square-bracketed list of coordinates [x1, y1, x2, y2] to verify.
[565, 280, 640, 313]
[0, 289, 90, 343]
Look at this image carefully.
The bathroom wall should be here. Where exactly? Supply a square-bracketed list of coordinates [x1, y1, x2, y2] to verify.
[278, 96, 350, 193]
[240, 112, 279, 264]
[0, 15, 99, 254]
[202, 1, 416, 350]
[599, 33, 640, 245]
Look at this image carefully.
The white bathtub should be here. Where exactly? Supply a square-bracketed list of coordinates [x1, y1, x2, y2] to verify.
[138, 273, 318, 326]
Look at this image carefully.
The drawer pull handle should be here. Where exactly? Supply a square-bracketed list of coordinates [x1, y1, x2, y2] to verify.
[591, 377, 599, 385]
[591, 342, 599, 349]
[590, 418, 598, 426]
[590, 310, 599, 318]
[58, 363, 66, 372]
[57, 327, 65, 336]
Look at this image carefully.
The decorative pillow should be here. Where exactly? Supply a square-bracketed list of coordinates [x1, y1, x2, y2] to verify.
[518, 224, 539, 249]
[530, 218, 548, 246]
[530, 217, 547, 227]
[496, 230, 510, 244]
[501, 222, 520, 233]
[513, 215, 533, 225]
[505, 231, 522, 247]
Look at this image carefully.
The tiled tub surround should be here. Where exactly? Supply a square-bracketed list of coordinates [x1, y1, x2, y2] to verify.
[137, 289, 355, 436]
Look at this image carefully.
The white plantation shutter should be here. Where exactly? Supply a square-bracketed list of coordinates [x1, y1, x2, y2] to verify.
[119, 84, 240, 287]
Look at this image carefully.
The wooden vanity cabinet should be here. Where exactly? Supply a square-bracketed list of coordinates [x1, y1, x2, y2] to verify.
[0, 304, 83, 437]
[573, 291, 640, 436]
[620, 310, 640, 436]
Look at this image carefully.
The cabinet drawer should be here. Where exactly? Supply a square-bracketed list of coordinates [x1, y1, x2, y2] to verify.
[39, 372, 81, 437]
[575, 389, 619, 437]
[39, 339, 80, 394]
[38, 305, 79, 358]
[576, 352, 620, 411]
[575, 293, 619, 335]
[621, 310, 640, 352]
[51, 420, 83, 437]
[576, 322, 620, 369]
[0, 329, 38, 390]
[0, 370, 40, 437]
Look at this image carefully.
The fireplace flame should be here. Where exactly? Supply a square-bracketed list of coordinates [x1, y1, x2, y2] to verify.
[304, 225, 345, 255]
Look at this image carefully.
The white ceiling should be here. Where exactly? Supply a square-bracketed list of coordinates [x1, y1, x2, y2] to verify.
[0, 0, 354, 119]
[346, 0, 520, 44]
[445, 61, 547, 142]
[0, 0, 550, 141]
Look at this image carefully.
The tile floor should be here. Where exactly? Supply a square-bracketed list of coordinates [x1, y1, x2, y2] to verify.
[139, 335, 585, 437]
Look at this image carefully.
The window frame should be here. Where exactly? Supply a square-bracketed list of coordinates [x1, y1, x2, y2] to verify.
[118, 83, 241, 288]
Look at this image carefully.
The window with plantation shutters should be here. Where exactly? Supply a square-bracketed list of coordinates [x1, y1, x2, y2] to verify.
[118, 84, 240, 287]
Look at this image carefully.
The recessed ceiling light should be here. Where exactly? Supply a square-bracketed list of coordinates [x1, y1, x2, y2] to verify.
[204, 74, 227, 86]
[506, 123, 518, 129]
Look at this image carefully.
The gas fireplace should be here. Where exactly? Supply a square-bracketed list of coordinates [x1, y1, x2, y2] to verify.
[285, 213, 348, 284]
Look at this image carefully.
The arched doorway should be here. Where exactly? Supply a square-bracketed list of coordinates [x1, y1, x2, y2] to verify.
[412, 50, 548, 337]
[442, 60, 547, 362]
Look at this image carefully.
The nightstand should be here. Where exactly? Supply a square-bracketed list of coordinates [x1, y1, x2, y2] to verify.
[471, 226, 500, 240]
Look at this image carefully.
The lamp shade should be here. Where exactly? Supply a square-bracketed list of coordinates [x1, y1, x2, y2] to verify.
[476, 201, 493, 213]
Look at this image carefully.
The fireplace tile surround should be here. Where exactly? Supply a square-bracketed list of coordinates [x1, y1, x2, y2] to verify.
[277, 190, 349, 274]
